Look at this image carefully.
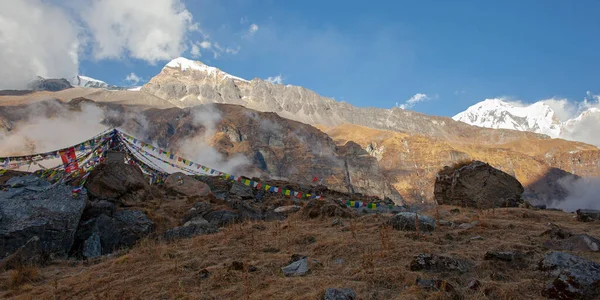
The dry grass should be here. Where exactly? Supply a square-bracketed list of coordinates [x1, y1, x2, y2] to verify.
[2, 206, 600, 299]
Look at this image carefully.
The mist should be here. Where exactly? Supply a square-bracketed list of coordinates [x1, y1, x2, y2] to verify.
[546, 176, 600, 212]
[176, 105, 252, 175]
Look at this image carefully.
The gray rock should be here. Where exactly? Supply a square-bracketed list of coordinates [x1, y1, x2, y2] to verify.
[73, 209, 153, 256]
[539, 251, 600, 299]
[388, 212, 435, 232]
[113, 210, 153, 247]
[484, 250, 524, 262]
[438, 220, 454, 227]
[164, 223, 219, 240]
[0, 236, 48, 269]
[0, 179, 87, 259]
[183, 217, 209, 227]
[182, 202, 212, 224]
[229, 181, 254, 199]
[410, 254, 472, 273]
[416, 278, 456, 292]
[470, 236, 483, 240]
[324, 288, 356, 300]
[205, 210, 239, 227]
[458, 223, 473, 230]
[84, 162, 149, 200]
[83, 232, 101, 259]
[282, 257, 309, 277]
[229, 200, 263, 222]
[544, 234, 600, 252]
[471, 220, 480, 226]
[576, 209, 600, 222]
[274, 205, 301, 214]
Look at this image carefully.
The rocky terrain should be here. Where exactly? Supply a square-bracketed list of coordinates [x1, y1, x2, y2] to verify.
[2, 159, 600, 299]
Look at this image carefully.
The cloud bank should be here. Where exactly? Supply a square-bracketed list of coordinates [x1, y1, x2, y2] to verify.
[0, 0, 199, 89]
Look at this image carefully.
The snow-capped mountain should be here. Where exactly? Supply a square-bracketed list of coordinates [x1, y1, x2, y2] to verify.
[163, 57, 249, 82]
[453, 98, 600, 146]
[70, 75, 140, 90]
[453, 99, 562, 138]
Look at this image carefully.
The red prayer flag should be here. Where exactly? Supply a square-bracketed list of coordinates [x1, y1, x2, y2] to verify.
[59, 147, 79, 174]
[312, 177, 318, 182]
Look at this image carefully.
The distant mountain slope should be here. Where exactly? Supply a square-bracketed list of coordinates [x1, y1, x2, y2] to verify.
[140, 57, 557, 146]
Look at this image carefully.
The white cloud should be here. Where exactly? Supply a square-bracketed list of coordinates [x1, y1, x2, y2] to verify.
[397, 93, 430, 110]
[190, 43, 201, 58]
[200, 41, 212, 49]
[0, 0, 80, 89]
[541, 98, 579, 122]
[248, 24, 259, 36]
[266, 75, 284, 85]
[125, 72, 141, 85]
[80, 0, 198, 64]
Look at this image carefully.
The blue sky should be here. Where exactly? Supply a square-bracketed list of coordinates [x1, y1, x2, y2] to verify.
[77, 0, 600, 117]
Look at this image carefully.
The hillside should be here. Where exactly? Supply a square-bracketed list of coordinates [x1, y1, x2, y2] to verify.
[3, 204, 600, 300]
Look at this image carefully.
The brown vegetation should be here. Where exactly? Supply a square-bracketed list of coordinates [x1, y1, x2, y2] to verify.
[2, 206, 600, 299]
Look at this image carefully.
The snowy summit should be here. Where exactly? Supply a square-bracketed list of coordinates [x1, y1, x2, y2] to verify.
[164, 57, 248, 82]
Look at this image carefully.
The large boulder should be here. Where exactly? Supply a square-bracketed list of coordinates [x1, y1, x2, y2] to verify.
[164, 172, 211, 197]
[0, 176, 87, 260]
[539, 251, 600, 299]
[84, 161, 150, 200]
[434, 160, 524, 208]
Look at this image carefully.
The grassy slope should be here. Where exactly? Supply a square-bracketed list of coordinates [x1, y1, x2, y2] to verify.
[3, 206, 600, 299]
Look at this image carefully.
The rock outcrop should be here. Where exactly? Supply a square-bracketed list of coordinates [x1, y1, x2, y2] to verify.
[539, 251, 600, 299]
[85, 161, 150, 201]
[0, 176, 87, 259]
[434, 160, 524, 208]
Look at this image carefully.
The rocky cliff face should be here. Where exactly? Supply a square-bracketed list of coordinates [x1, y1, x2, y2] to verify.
[141, 58, 553, 145]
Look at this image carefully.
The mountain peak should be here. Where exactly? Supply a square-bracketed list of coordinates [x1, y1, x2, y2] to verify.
[453, 99, 561, 138]
[163, 57, 248, 82]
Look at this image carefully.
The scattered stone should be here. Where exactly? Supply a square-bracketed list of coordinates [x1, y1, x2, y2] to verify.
[82, 232, 101, 259]
[470, 236, 483, 240]
[324, 288, 356, 300]
[248, 265, 258, 272]
[434, 160, 524, 208]
[332, 218, 344, 227]
[229, 261, 245, 271]
[438, 220, 455, 227]
[576, 209, 600, 222]
[409, 254, 472, 273]
[450, 208, 461, 214]
[262, 247, 280, 253]
[274, 205, 301, 214]
[229, 181, 254, 199]
[471, 220, 480, 226]
[416, 278, 456, 293]
[387, 212, 436, 232]
[252, 224, 266, 231]
[302, 199, 355, 219]
[333, 258, 345, 265]
[199, 269, 210, 279]
[182, 202, 213, 224]
[467, 279, 481, 291]
[282, 257, 309, 277]
[204, 210, 239, 227]
[542, 223, 573, 240]
[458, 223, 473, 230]
[539, 251, 600, 299]
[484, 251, 523, 262]
[544, 234, 600, 252]
[164, 223, 219, 240]
[183, 217, 209, 227]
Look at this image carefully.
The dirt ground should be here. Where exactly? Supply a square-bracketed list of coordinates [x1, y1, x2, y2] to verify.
[2, 205, 600, 300]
